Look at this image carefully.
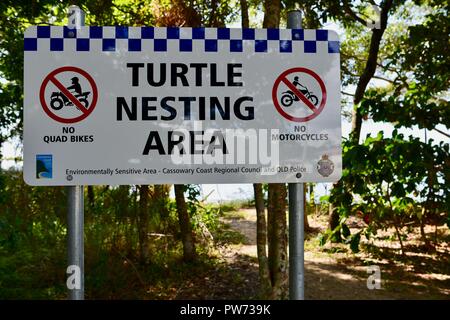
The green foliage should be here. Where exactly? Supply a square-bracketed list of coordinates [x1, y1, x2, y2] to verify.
[322, 1, 450, 253]
[0, 247, 66, 299]
[0, 171, 224, 298]
[349, 231, 361, 254]
[183, 184, 221, 235]
[332, 132, 449, 218]
[360, 85, 450, 131]
[217, 200, 251, 212]
[328, 130, 449, 251]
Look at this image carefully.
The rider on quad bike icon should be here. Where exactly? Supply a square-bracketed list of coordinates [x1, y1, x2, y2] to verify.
[281, 76, 318, 108]
[50, 77, 91, 110]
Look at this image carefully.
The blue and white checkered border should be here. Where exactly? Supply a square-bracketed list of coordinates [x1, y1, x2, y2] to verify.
[24, 26, 339, 54]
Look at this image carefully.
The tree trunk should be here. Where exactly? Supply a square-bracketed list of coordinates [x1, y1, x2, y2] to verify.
[87, 186, 95, 212]
[419, 207, 436, 252]
[393, 221, 405, 256]
[263, 0, 287, 299]
[156, 0, 200, 264]
[253, 183, 271, 297]
[174, 184, 196, 262]
[262, 0, 280, 28]
[138, 185, 150, 263]
[419, 219, 429, 246]
[248, 0, 270, 298]
[240, 0, 249, 28]
[154, 184, 170, 228]
[350, 0, 393, 142]
[329, 2, 394, 242]
[267, 183, 288, 299]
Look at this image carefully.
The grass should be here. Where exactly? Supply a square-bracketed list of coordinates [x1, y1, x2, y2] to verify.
[221, 210, 248, 220]
[216, 199, 254, 213]
[211, 221, 248, 246]
[0, 247, 67, 299]
[1, 207, 448, 300]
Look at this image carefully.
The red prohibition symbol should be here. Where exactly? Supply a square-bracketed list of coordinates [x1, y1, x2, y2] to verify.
[39, 66, 98, 124]
[272, 67, 327, 122]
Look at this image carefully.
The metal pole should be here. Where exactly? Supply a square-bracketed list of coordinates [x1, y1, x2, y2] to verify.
[67, 5, 85, 301]
[287, 10, 305, 300]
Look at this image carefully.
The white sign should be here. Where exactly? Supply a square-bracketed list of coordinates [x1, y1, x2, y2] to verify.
[24, 26, 341, 185]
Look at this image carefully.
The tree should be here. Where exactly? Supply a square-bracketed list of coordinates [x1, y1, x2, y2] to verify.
[174, 184, 197, 262]
[242, 0, 271, 298]
[261, 0, 289, 299]
[321, 0, 449, 252]
[152, 0, 204, 263]
[253, 183, 271, 296]
[240, 0, 249, 28]
[137, 185, 150, 263]
[294, 0, 399, 239]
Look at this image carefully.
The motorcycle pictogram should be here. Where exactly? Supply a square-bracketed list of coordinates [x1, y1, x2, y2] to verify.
[280, 76, 318, 107]
[49, 76, 91, 110]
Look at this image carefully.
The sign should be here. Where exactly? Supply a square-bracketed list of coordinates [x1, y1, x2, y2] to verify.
[272, 67, 326, 122]
[39, 66, 98, 123]
[24, 26, 341, 185]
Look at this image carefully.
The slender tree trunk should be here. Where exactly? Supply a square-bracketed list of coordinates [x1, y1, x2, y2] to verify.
[240, 0, 249, 28]
[132, 186, 139, 252]
[174, 184, 196, 262]
[393, 221, 405, 256]
[156, 1, 200, 264]
[263, 0, 287, 299]
[350, 27, 384, 142]
[419, 219, 429, 246]
[419, 207, 436, 252]
[138, 185, 150, 263]
[350, 0, 393, 142]
[87, 186, 95, 212]
[116, 185, 132, 253]
[154, 184, 170, 228]
[329, 2, 394, 238]
[246, 0, 270, 298]
[253, 183, 271, 297]
[268, 184, 288, 299]
[262, 0, 280, 28]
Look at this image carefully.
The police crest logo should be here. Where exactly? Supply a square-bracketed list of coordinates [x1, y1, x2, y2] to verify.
[317, 154, 334, 177]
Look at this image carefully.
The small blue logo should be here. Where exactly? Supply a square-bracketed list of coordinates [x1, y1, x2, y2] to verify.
[36, 154, 53, 179]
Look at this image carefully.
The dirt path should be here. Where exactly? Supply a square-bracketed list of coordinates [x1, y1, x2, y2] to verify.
[220, 208, 450, 300]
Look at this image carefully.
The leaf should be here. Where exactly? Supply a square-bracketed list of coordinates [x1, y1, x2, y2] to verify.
[350, 232, 361, 253]
[391, 182, 406, 198]
[341, 223, 351, 239]
[318, 233, 327, 246]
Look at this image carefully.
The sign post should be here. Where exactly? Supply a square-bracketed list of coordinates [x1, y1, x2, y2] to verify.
[66, 5, 85, 300]
[287, 10, 305, 301]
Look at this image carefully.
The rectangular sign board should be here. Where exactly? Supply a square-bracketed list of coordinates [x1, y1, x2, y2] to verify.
[24, 26, 341, 185]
